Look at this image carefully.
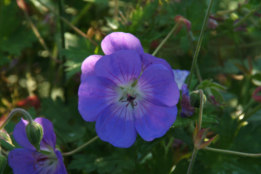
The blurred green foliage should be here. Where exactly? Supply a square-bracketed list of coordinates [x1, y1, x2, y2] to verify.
[1, 0, 261, 173]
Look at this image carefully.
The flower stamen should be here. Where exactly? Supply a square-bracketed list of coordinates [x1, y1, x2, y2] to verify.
[121, 94, 137, 107]
[28, 152, 48, 170]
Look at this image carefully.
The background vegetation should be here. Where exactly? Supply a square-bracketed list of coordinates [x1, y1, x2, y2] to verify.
[1, 0, 261, 173]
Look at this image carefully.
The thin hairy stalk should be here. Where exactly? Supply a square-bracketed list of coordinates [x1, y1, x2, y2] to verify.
[198, 90, 204, 130]
[58, 0, 68, 104]
[188, 31, 202, 83]
[204, 147, 261, 157]
[0, 108, 34, 130]
[233, 3, 261, 29]
[234, 99, 254, 122]
[186, 150, 198, 174]
[0, 0, 2, 48]
[186, 89, 205, 174]
[213, 3, 261, 40]
[114, 0, 119, 19]
[62, 136, 99, 156]
[35, 0, 98, 46]
[240, 103, 261, 123]
[152, 24, 179, 56]
[20, 5, 60, 63]
[72, 3, 92, 25]
[222, 41, 261, 49]
[187, 0, 214, 88]
[165, 137, 175, 155]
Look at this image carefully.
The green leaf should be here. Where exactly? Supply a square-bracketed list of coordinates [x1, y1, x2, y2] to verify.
[64, 61, 81, 79]
[60, 48, 90, 62]
[68, 154, 135, 174]
[173, 115, 194, 127]
[0, 129, 14, 147]
[170, 127, 193, 148]
[252, 73, 261, 86]
[0, 53, 10, 66]
[209, 82, 226, 91]
[61, 48, 91, 79]
[40, 97, 86, 143]
[0, 2, 37, 56]
[202, 114, 219, 127]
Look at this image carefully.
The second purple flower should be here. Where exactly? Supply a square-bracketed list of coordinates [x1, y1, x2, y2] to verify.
[78, 32, 180, 148]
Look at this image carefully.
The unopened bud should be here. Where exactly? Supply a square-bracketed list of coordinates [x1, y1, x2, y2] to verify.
[0, 155, 7, 174]
[26, 121, 43, 151]
[193, 122, 218, 150]
[252, 87, 261, 103]
[190, 92, 200, 108]
[207, 18, 218, 29]
[190, 91, 207, 108]
[174, 15, 191, 34]
[16, 0, 28, 12]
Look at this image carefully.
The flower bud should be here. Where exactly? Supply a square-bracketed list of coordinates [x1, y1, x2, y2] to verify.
[190, 92, 200, 108]
[16, 0, 28, 12]
[193, 122, 218, 150]
[207, 18, 218, 29]
[0, 155, 7, 174]
[190, 91, 207, 108]
[174, 15, 191, 34]
[180, 85, 195, 117]
[252, 87, 261, 103]
[26, 121, 43, 151]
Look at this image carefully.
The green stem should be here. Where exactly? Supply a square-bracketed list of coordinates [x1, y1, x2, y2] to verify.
[198, 90, 204, 130]
[234, 100, 257, 140]
[240, 75, 252, 105]
[188, 31, 202, 83]
[187, 0, 214, 88]
[0, 0, 2, 49]
[233, 3, 261, 29]
[186, 89, 205, 174]
[62, 136, 99, 156]
[236, 99, 255, 120]
[0, 108, 34, 130]
[34, 0, 98, 46]
[20, 4, 60, 63]
[71, 3, 92, 25]
[152, 24, 179, 56]
[58, 0, 67, 104]
[186, 149, 198, 174]
[195, 64, 202, 83]
[165, 137, 175, 156]
[221, 41, 261, 49]
[58, 0, 65, 52]
[203, 147, 261, 157]
[241, 99, 255, 114]
[240, 103, 261, 123]
[114, 0, 119, 19]
[212, 3, 261, 40]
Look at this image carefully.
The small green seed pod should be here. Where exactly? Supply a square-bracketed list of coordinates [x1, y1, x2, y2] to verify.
[190, 92, 200, 108]
[190, 91, 207, 108]
[26, 121, 43, 151]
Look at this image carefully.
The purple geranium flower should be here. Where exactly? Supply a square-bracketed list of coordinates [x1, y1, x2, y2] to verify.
[8, 117, 67, 174]
[180, 84, 195, 117]
[173, 70, 195, 117]
[78, 32, 180, 148]
[173, 69, 190, 90]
